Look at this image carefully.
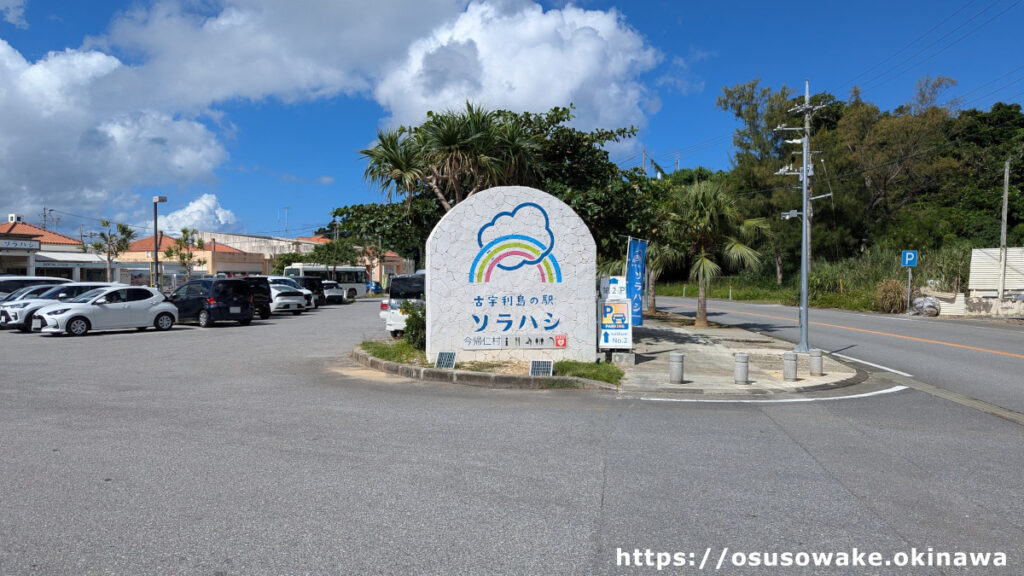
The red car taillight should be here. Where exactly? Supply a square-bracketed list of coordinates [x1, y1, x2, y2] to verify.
[206, 297, 217, 306]
[380, 300, 388, 311]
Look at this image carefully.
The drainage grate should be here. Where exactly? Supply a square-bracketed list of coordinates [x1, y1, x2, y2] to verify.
[434, 351, 457, 369]
[529, 360, 553, 377]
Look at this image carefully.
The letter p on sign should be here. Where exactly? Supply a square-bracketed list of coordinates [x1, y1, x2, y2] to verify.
[902, 250, 918, 267]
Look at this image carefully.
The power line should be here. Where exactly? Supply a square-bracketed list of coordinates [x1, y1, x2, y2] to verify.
[832, 0, 982, 95]
[857, 0, 1024, 94]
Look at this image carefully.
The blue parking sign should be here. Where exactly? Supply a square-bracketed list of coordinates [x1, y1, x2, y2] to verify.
[901, 250, 918, 267]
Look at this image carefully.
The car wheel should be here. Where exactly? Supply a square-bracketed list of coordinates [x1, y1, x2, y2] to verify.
[198, 309, 213, 327]
[239, 319, 252, 326]
[154, 312, 174, 331]
[259, 307, 270, 320]
[390, 330, 403, 339]
[347, 289, 357, 302]
[66, 317, 90, 336]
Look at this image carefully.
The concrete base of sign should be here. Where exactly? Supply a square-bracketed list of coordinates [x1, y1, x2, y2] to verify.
[609, 352, 636, 366]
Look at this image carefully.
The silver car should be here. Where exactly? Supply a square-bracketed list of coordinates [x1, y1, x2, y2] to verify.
[1, 282, 118, 332]
[33, 286, 177, 336]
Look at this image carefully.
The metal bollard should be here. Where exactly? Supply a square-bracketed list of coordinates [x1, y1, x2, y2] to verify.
[734, 353, 749, 385]
[783, 352, 798, 381]
[669, 352, 685, 384]
[809, 349, 823, 376]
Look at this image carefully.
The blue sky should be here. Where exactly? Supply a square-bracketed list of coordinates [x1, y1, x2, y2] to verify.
[1, 0, 1021, 240]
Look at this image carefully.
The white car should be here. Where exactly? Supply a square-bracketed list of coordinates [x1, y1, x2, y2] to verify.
[33, 286, 177, 336]
[322, 280, 347, 304]
[379, 273, 425, 337]
[267, 276, 315, 309]
[1, 282, 118, 332]
[268, 283, 306, 315]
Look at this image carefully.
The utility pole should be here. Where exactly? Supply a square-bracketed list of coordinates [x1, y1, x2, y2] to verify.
[40, 206, 48, 230]
[998, 159, 1010, 300]
[775, 79, 824, 353]
[282, 206, 291, 238]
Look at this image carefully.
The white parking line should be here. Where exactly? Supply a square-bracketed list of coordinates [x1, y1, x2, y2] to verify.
[832, 353, 913, 377]
[639, 385, 909, 404]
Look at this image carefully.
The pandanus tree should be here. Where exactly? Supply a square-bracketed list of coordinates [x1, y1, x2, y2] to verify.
[360, 102, 543, 212]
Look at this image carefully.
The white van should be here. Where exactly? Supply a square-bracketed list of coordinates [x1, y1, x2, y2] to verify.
[379, 273, 425, 337]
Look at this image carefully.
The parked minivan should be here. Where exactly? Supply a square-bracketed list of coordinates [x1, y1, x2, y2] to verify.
[242, 276, 272, 319]
[379, 273, 425, 337]
[168, 278, 254, 327]
[0, 276, 72, 300]
[292, 276, 326, 308]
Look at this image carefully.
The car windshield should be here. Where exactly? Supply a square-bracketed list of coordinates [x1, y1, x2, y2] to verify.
[272, 278, 302, 289]
[3, 286, 43, 301]
[69, 288, 107, 303]
[39, 284, 79, 299]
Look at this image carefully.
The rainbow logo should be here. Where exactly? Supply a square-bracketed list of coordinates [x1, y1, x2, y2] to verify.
[468, 203, 562, 284]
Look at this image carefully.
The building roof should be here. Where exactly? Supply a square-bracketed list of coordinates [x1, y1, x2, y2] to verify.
[127, 234, 247, 254]
[295, 235, 330, 244]
[127, 235, 178, 252]
[0, 221, 82, 246]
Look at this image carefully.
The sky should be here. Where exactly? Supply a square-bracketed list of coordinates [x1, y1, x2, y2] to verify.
[1, 0, 1022, 241]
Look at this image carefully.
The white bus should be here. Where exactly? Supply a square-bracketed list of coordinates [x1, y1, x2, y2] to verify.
[282, 263, 368, 300]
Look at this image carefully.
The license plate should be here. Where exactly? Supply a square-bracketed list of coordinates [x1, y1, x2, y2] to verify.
[230, 307, 241, 314]
[32, 317, 42, 330]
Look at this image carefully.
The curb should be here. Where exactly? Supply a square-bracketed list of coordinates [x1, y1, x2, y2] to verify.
[618, 366, 870, 399]
[351, 348, 619, 391]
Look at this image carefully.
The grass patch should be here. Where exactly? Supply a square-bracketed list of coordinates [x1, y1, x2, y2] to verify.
[553, 361, 624, 385]
[360, 340, 428, 366]
[457, 361, 508, 372]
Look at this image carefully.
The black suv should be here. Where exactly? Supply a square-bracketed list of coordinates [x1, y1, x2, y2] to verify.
[168, 278, 254, 327]
[243, 276, 272, 319]
[293, 276, 326, 308]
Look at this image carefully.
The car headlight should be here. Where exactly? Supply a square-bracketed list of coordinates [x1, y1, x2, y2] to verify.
[7, 302, 30, 309]
[46, 308, 70, 316]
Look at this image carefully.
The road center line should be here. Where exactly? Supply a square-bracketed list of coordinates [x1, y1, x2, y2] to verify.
[676, 304, 1024, 360]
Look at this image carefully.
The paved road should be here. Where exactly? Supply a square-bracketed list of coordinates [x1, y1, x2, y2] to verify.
[657, 296, 1024, 414]
[1, 300, 1022, 574]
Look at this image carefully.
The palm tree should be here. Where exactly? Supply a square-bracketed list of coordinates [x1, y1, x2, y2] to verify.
[164, 228, 206, 280]
[668, 182, 767, 327]
[87, 219, 137, 282]
[360, 102, 544, 212]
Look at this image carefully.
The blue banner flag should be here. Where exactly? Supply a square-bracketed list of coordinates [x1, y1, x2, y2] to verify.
[626, 238, 647, 326]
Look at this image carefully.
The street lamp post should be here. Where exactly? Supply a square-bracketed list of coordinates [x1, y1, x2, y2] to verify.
[153, 196, 167, 288]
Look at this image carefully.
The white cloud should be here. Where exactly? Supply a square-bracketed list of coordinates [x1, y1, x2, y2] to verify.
[0, 0, 26, 28]
[0, 0, 665, 226]
[159, 194, 239, 233]
[0, 39, 226, 219]
[374, 2, 661, 131]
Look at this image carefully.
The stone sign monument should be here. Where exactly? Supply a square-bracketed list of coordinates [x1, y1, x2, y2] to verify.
[425, 186, 597, 363]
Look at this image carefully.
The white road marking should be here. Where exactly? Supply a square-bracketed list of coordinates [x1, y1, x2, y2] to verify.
[832, 353, 913, 377]
[639, 385, 908, 404]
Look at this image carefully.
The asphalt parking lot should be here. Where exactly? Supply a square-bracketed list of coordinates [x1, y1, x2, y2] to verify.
[2, 300, 1022, 575]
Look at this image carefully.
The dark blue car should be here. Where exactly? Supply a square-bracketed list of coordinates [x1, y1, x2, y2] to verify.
[168, 278, 254, 327]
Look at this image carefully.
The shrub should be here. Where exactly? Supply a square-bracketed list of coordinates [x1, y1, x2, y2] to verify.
[874, 278, 908, 313]
[401, 301, 426, 350]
